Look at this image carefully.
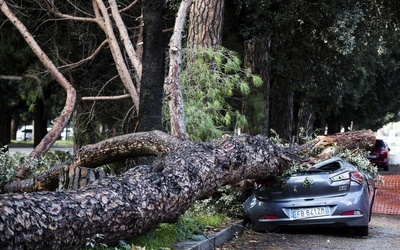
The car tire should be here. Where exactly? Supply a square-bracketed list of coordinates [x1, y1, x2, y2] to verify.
[354, 226, 369, 236]
[384, 164, 389, 171]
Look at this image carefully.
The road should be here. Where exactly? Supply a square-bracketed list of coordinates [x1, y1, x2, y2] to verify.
[389, 151, 400, 166]
[220, 213, 400, 249]
[8, 146, 74, 155]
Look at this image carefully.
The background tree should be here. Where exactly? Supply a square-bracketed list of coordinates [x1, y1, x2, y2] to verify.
[138, 0, 165, 133]
[236, 0, 400, 140]
[186, 0, 225, 49]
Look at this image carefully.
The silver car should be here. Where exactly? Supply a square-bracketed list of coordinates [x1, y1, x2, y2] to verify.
[243, 157, 376, 236]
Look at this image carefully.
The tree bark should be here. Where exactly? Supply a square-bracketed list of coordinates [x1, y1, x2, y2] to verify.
[0, 130, 375, 249]
[138, 0, 165, 133]
[164, 0, 193, 140]
[93, 0, 140, 109]
[244, 37, 272, 136]
[269, 79, 294, 141]
[0, 131, 293, 249]
[0, 103, 11, 147]
[187, 0, 225, 49]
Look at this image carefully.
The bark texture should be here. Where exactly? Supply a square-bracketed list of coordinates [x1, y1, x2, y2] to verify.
[187, 0, 225, 48]
[0, 130, 376, 249]
[1, 132, 293, 249]
[139, 0, 165, 132]
[164, 0, 193, 140]
[244, 37, 272, 135]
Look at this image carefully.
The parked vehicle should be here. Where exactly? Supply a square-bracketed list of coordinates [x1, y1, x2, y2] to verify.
[243, 157, 376, 236]
[61, 127, 74, 140]
[16, 125, 33, 141]
[367, 139, 390, 171]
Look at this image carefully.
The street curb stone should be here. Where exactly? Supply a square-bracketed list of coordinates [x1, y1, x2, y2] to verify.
[173, 221, 245, 250]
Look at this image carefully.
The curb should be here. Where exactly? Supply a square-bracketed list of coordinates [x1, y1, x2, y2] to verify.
[173, 221, 245, 250]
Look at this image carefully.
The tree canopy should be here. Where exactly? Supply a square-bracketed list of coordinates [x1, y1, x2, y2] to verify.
[1, 0, 400, 147]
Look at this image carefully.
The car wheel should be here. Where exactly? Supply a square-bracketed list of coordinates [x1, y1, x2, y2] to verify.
[354, 226, 369, 236]
[384, 164, 389, 171]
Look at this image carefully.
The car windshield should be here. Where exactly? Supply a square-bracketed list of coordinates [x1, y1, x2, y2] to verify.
[372, 140, 385, 149]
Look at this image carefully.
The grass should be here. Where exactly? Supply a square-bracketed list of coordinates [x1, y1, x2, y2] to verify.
[10, 139, 74, 147]
[129, 212, 228, 249]
[83, 212, 228, 249]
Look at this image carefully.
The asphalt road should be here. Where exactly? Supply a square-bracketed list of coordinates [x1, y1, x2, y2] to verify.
[219, 213, 400, 249]
[389, 151, 400, 166]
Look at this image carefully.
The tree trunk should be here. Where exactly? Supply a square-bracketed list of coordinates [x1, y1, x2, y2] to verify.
[164, 0, 193, 140]
[0, 130, 375, 249]
[93, 0, 140, 109]
[0, 103, 11, 147]
[0, 132, 290, 249]
[187, 0, 225, 49]
[244, 37, 272, 135]
[269, 82, 294, 141]
[33, 98, 49, 147]
[297, 96, 315, 141]
[3, 131, 183, 193]
[138, 0, 165, 133]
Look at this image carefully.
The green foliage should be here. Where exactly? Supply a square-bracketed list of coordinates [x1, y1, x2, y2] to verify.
[180, 47, 262, 141]
[188, 185, 250, 219]
[0, 151, 72, 192]
[238, 0, 400, 131]
[267, 129, 379, 188]
[334, 147, 378, 178]
[0, 153, 17, 190]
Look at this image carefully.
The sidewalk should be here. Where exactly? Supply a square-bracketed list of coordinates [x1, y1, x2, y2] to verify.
[173, 221, 245, 250]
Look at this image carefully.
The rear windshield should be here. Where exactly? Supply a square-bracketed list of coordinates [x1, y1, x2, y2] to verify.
[372, 140, 385, 149]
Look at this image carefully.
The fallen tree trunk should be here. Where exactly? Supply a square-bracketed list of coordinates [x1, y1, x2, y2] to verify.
[0, 133, 293, 249]
[3, 130, 376, 193]
[0, 130, 375, 249]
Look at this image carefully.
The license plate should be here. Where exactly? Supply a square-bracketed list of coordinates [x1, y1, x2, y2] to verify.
[291, 206, 329, 219]
[368, 155, 377, 159]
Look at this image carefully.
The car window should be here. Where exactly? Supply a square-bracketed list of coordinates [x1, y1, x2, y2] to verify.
[372, 140, 385, 149]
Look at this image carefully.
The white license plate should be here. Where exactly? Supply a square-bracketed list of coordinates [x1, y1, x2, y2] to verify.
[291, 206, 329, 219]
[368, 155, 377, 159]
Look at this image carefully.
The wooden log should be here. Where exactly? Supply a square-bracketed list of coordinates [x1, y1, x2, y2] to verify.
[0, 133, 291, 249]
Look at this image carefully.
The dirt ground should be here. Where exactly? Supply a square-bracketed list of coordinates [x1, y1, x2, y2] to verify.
[219, 166, 400, 249]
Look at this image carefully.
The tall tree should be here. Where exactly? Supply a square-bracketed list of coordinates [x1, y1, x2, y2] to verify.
[138, 0, 165, 132]
[187, 0, 225, 49]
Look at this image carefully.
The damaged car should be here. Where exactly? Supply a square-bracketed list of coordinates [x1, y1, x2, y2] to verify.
[243, 157, 376, 236]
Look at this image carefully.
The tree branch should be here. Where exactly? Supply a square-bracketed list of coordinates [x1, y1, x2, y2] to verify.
[3, 131, 183, 193]
[81, 94, 131, 101]
[94, 0, 140, 110]
[164, 0, 193, 140]
[0, 1, 77, 178]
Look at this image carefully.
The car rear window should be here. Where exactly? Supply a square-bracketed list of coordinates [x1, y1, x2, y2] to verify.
[372, 140, 385, 149]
